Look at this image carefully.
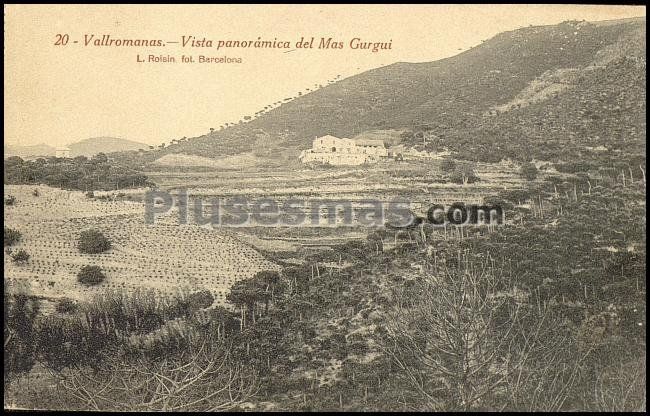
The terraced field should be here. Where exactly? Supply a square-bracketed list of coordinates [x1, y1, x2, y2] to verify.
[4, 185, 278, 312]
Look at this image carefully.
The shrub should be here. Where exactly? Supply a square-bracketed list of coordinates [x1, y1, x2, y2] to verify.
[520, 162, 538, 181]
[77, 265, 106, 286]
[55, 298, 79, 314]
[187, 290, 215, 311]
[78, 229, 112, 254]
[11, 249, 30, 264]
[4, 227, 21, 247]
[5, 195, 16, 205]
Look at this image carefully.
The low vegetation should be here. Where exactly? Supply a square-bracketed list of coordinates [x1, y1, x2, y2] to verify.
[77, 230, 112, 254]
[4, 227, 21, 247]
[4, 153, 153, 191]
[77, 265, 106, 286]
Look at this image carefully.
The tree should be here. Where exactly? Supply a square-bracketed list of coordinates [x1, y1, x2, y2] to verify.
[78, 229, 112, 254]
[449, 162, 479, 185]
[4, 281, 41, 382]
[4, 195, 16, 206]
[91, 153, 108, 164]
[77, 265, 106, 286]
[253, 271, 282, 314]
[367, 231, 385, 254]
[382, 258, 577, 411]
[520, 163, 538, 181]
[55, 336, 259, 411]
[4, 227, 21, 247]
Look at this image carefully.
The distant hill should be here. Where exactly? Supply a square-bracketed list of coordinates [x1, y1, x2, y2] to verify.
[4, 143, 56, 158]
[150, 17, 644, 165]
[68, 137, 149, 157]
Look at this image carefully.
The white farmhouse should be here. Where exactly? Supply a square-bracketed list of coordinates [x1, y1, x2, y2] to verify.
[55, 147, 71, 158]
[299, 135, 388, 166]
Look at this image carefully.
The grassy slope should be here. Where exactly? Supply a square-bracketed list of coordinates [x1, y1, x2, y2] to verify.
[151, 18, 644, 163]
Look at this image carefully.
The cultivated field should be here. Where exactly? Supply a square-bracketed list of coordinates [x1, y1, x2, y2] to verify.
[4, 185, 278, 312]
[143, 159, 526, 253]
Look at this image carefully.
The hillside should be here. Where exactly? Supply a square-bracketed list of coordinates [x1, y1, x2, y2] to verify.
[4, 143, 56, 158]
[152, 17, 644, 165]
[68, 137, 149, 157]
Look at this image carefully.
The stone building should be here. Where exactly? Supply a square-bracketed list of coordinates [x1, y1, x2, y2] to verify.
[299, 135, 388, 166]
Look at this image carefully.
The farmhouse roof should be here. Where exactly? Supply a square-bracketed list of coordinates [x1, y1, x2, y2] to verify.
[355, 139, 385, 147]
[315, 134, 343, 141]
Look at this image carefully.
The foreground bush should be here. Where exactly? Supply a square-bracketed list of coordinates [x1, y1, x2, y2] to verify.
[55, 298, 79, 314]
[77, 265, 106, 286]
[4, 227, 21, 247]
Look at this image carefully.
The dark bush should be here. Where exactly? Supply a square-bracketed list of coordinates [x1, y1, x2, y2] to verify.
[77, 265, 106, 286]
[520, 162, 538, 180]
[11, 249, 30, 264]
[78, 230, 111, 254]
[187, 290, 215, 311]
[4, 227, 21, 247]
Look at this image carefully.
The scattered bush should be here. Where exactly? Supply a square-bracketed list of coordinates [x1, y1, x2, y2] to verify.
[4, 227, 21, 247]
[77, 265, 106, 286]
[78, 230, 112, 254]
[11, 249, 30, 264]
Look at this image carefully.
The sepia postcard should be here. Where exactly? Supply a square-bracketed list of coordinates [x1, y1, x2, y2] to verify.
[3, 4, 646, 412]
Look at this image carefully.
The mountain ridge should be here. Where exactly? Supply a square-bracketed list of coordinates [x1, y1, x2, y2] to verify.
[148, 17, 644, 166]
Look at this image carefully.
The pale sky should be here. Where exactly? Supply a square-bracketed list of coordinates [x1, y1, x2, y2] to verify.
[4, 4, 646, 147]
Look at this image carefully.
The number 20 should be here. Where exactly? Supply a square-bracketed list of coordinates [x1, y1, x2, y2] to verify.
[54, 34, 69, 46]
